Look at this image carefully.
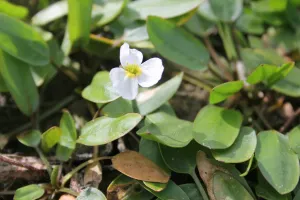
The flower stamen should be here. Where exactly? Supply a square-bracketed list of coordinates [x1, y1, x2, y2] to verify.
[124, 64, 142, 78]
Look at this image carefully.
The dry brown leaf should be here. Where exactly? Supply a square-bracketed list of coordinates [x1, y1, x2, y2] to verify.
[84, 161, 102, 187]
[59, 194, 76, 200]
[107, 179, 136, 200]
[112, 150, 170, 183]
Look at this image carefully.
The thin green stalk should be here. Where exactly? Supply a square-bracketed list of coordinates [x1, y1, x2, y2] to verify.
[58, 188, 79, 197]
[61, 156, 112, 187]
[217, 22, 237, 60]
[190, 170, 209, 200]
[240, 155, 254, 177]
[35, 147, 52, 176]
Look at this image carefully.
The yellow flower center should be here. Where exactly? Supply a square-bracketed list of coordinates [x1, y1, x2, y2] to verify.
[124, 64, 142, 78]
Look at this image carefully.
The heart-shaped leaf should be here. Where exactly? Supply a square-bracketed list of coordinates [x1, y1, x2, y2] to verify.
[136, 72, 183, 115]
[14, 184, 44, 200]
[77, 113, 142, 146]
[0, 13, 49, 66]
[82, 71, 120, 104]
[112, 151, 170, 183]
[209, 81, 243, 104]
[255, 130, 299, 194]
[147, 16, 209, 70]
[128, 0, 202, 20]
[137, 114, 193, 148]
[193, 105, 243, 149]
[17, 130, 41, 148]
[0, 50, 39, 116]
[212, 127, 257, 163]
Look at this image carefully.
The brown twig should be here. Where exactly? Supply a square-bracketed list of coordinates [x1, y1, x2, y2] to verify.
[280, 108, 300, 133]
[0, 154, 45, 171]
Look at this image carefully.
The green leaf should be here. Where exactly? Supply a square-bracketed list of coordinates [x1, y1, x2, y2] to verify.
[128, 0, 202, 20]
[124, 25, 149, 43]
[67, 0, 92, 47]
[139, 139, 170, 192]
[59, 110, 77, 149]
[51, 165, 59, 188]
[255, 172, 291, 200]
[77, 187, 106, 200]
[0, 1, 28, 19]
[41, 126, 62, 153]
[32, 0, 68, 26]
[213, 171, 254, 200]
[56, 144, 73, 162]
[137, 114, 193, 148]
[0, 50, 39, 116]
[78, 113, 142, 146]
[82, 71, 120, 103]
[236, 10, 264, 34]
[145, 103, 176, 125]
[30, 64, 57, 87]
[0, 13, 49, 66]
[288, 125, 300, 157]
[101, 98, 133, 118]
[209, 81, 243, 104]
[197, 0, 218, 22]
[17, 130, 41, 148]
[212, 127, 257, 163]
[0, 71, 8, 92]
[14, 184, 44, 200]
[247, 63, 294, 86]
[136, 72, 183, 115]
[180, 184, 203, 200]
[255, 130, 299, 194]
[185, 11, 215, 37]
[159, 141, 202, 174]
[147, 16, 209, 70]
[251, 0, 287, 13]
[193, 105, 243, 149]
[143, 180, 190, 200]
[272, 67, 300, 97]
[209, 0, 243, 22]
[92, 0, 128, 27]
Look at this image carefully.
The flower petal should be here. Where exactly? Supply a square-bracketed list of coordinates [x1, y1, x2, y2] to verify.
[120, 43, 143, 66]
[110, 67, 139, 100]
[120, 43, 130, 67]
[138, 58, 164, 87]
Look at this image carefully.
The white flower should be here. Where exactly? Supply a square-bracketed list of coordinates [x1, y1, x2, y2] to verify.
[109, 43, 164, 100]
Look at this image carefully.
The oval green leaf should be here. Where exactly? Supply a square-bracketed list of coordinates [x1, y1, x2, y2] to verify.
[128, 0, 202, 20]
[209, 80, 243, 104]
[193, 105, 243, 149]
[147, 16, 209, 70]
[0, 50, 39, 116]
[137, 115, 193, 148]
[77, 187, 106, 200]
[101, 98, 133, 118]
[67, 0, 92, 47]
[213, 171, 254, 200]
[255, 130, 299, 194]
[41, 126, 62, 153]
[212, 127, 257, 163]
[288, 125, 300, 156]
[0, 1, 28, 19]
[56, 144, 73, 162]
[136, 72, 183, 115]
[14, 184, 44, 200]
[59, 110, 77, 149]
[82, 71, 120, 103]
[159, 141, 202, 174]
[17, 130, 41, 148]
[77, 113, 142, 146]
[209, 0, 243, 22]
[0, 13, 49, 66]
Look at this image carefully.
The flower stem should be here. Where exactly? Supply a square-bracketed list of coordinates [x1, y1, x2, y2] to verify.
[61, 156, 112, 187]
[190, 170, 209, 200]
[35, 147, 52, 176]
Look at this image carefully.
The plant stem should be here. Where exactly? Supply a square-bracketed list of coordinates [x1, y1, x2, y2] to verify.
[58, 188, 79, 197]
[217, 22, 237, 60]
[35, 147, 52, 176]
[183, 75, 212, 91]
[61, 156, 112, 187]
[190, 171, 209, 200]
